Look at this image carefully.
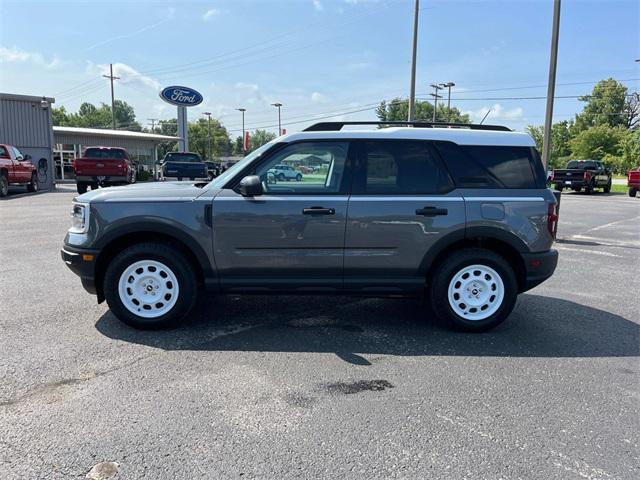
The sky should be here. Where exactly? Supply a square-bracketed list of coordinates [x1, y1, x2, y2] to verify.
[0, 0, 638, 137]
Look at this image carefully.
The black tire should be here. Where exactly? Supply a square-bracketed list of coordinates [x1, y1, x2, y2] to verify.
[555, 185, 563, 192]
[296, 174, 302, 182]
[103, 242, 198, 329]
[27, 173, 38, 192]
[0, 173, 8, 197]
[603, 179, 612, 193]
[189, 177, 195, 181]
[573, 187, 582, 193]
[429, 248, 518, 332]
[585, 180, 594, 195]
[630, 188, 638, 198]
[76, 182, 88, 194]
[177, 177, 183, 181]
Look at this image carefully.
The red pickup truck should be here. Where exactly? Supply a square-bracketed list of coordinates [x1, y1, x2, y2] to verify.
[0, 144, 38, 197]
[74, 146, 137, 194]
[628, 167, 640, 198]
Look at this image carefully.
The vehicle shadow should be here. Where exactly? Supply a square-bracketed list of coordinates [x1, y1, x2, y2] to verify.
[95, 293, 639, 360]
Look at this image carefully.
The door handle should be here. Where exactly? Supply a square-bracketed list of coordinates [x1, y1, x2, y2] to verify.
[302, 206, 335, 215]
[415, 206, 448, 216]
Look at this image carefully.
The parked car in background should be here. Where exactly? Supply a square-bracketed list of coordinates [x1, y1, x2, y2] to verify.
[205, 161, 221, 180]
[0, 144, 38, 197]
[160, 152, 208, 181]
[61, 121, 558, 333]
[74, 147, 136, 194]
[551, 159, 612, 194]
[628, 167, 640, 197]
[267, 164, 302, 181]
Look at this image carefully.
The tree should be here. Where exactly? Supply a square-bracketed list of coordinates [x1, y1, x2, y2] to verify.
[52, 106, 69, 126]
[51, 100, 142, 130]
[526, 121, 572, 168]
[247, 129, 276, 152]
[188, 117, 232, 159]
[568, 124, 627, 162]
[602, 128, 640, 173]
[376, 98, 470, 124]
[574, 78, 636, 132]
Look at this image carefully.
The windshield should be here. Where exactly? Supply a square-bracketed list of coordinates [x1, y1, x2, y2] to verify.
[207, 140, 280, 189]
[165, 153, 201, 163]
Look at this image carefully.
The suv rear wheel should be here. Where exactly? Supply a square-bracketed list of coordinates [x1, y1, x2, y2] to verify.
[103, 242, 198, 329]
[0, 172, 8, 197]
[430, 248, 518, 332]
[76, 182, 88, 194]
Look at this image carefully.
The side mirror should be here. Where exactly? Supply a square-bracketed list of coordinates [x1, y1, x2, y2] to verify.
[24, 154, 32, 161]
[239, 175, 263, 197]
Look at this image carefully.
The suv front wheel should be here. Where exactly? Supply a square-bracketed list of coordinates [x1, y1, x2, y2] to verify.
[430, 248, 518, 332]
[103, 242, 198, 329]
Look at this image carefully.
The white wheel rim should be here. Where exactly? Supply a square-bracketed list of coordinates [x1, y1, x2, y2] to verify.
[447, 264, 504, 321]
[118, 260, 179, 319]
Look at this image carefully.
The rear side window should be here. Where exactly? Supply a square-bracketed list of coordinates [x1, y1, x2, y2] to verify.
[356, 141, 453, 194]
[434, 142, 543, 189]
[85, 148, 125, 159]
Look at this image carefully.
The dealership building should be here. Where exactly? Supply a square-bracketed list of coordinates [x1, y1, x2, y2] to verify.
[1, 92, 179, 190]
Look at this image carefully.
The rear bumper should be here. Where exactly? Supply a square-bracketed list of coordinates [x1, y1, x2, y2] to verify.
[555, 180, 586, 189]
[76, 175, 128, 183]
[520, 249, 558, 292]
[61, 245, 100, 295]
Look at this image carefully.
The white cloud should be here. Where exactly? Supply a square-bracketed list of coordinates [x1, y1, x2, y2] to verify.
[203, 8, 220, 21]
[347, 61, 373, 71]
[312, 0, 323, 11]
[465, 104, 524, 123]
[88, 62, 161, 91]
[311, 92, 328, 104]
[0, 46, 61, 69]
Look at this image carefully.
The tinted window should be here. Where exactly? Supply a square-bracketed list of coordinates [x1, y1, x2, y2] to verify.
[12, 147, 23, 159]
[434, 142, 540, 189]
[255, 141, 349, 194]
[357, 141, 453, 194]
[165, 153, 201, 163]
[85, 148, 125, 159]
[0, 146, 9, 158]
[567, 160, 598, 170]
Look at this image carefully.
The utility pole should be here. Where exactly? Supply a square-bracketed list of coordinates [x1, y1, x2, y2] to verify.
[147, 118, 158, 131]
[542, 0, 562, 169]
[102, 63, 120, 130]
[271, 102, 283, 135]
[430, 84, 443, 122]
[202, 112, 212, 160]
[440, 82, 455, 121]
[236, 108, 246, 152]
[408, 0, 420, 121]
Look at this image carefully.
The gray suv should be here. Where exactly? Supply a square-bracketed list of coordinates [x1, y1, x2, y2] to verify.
[61, 121, 559, 332]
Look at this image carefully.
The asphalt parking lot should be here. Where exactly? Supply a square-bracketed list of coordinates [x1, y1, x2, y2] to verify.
[1, 186, 638, 479]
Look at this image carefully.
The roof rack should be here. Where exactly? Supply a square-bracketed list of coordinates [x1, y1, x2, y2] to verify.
[303, 121, 511, 132]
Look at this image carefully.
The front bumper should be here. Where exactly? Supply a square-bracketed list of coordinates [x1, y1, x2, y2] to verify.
[521, 249, 558, 292]
[61, 245, 100, 295]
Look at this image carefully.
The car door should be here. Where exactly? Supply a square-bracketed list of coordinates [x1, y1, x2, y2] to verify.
[344, 140, 465, 293]
[211, 140, 352, 292]
[12, 147, 30, 182]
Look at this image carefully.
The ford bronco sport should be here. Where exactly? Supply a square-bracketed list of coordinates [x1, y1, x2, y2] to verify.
[61, 121, 559, 332]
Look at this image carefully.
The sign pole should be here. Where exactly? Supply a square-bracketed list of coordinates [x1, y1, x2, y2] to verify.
[177, 106, 188, 152]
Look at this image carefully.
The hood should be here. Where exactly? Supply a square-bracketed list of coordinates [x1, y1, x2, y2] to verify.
[75, 181, 210, 203]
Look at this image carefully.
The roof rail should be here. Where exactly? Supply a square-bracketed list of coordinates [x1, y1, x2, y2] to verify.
[303, 121, 511, 132]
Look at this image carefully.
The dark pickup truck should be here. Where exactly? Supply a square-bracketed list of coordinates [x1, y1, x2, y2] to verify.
[160, 152, 208, 181]
[551, 159, 612, 194]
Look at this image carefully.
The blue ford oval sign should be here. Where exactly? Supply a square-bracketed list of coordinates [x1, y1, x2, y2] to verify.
[159, 86, 203, 107]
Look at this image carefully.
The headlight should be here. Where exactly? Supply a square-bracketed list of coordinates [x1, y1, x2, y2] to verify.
[69, 202, 90, 233]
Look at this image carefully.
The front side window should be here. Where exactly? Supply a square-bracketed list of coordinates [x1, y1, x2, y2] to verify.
[12, 147, 23, 160]
[254, 141, 349, 194]
[356, 141, 453, 194]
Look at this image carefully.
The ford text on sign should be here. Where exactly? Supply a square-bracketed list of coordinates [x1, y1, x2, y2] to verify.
[159, 86, 204, 107]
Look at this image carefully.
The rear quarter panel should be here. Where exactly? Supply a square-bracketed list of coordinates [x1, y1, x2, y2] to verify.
[462, 189, 556, 253]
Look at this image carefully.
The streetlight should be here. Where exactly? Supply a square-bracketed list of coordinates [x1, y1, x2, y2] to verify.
[429, 84, 443, 122]
[202, 112, 212, 160]
[236, 108, 246, 152]
[271, 102, 283, 135]
[439, 82, 455, 121]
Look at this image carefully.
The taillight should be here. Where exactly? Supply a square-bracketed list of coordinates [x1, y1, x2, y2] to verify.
[550, 171, 555, 182]
[548, 203, 559, 237]
[583, 171, 590, 182]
